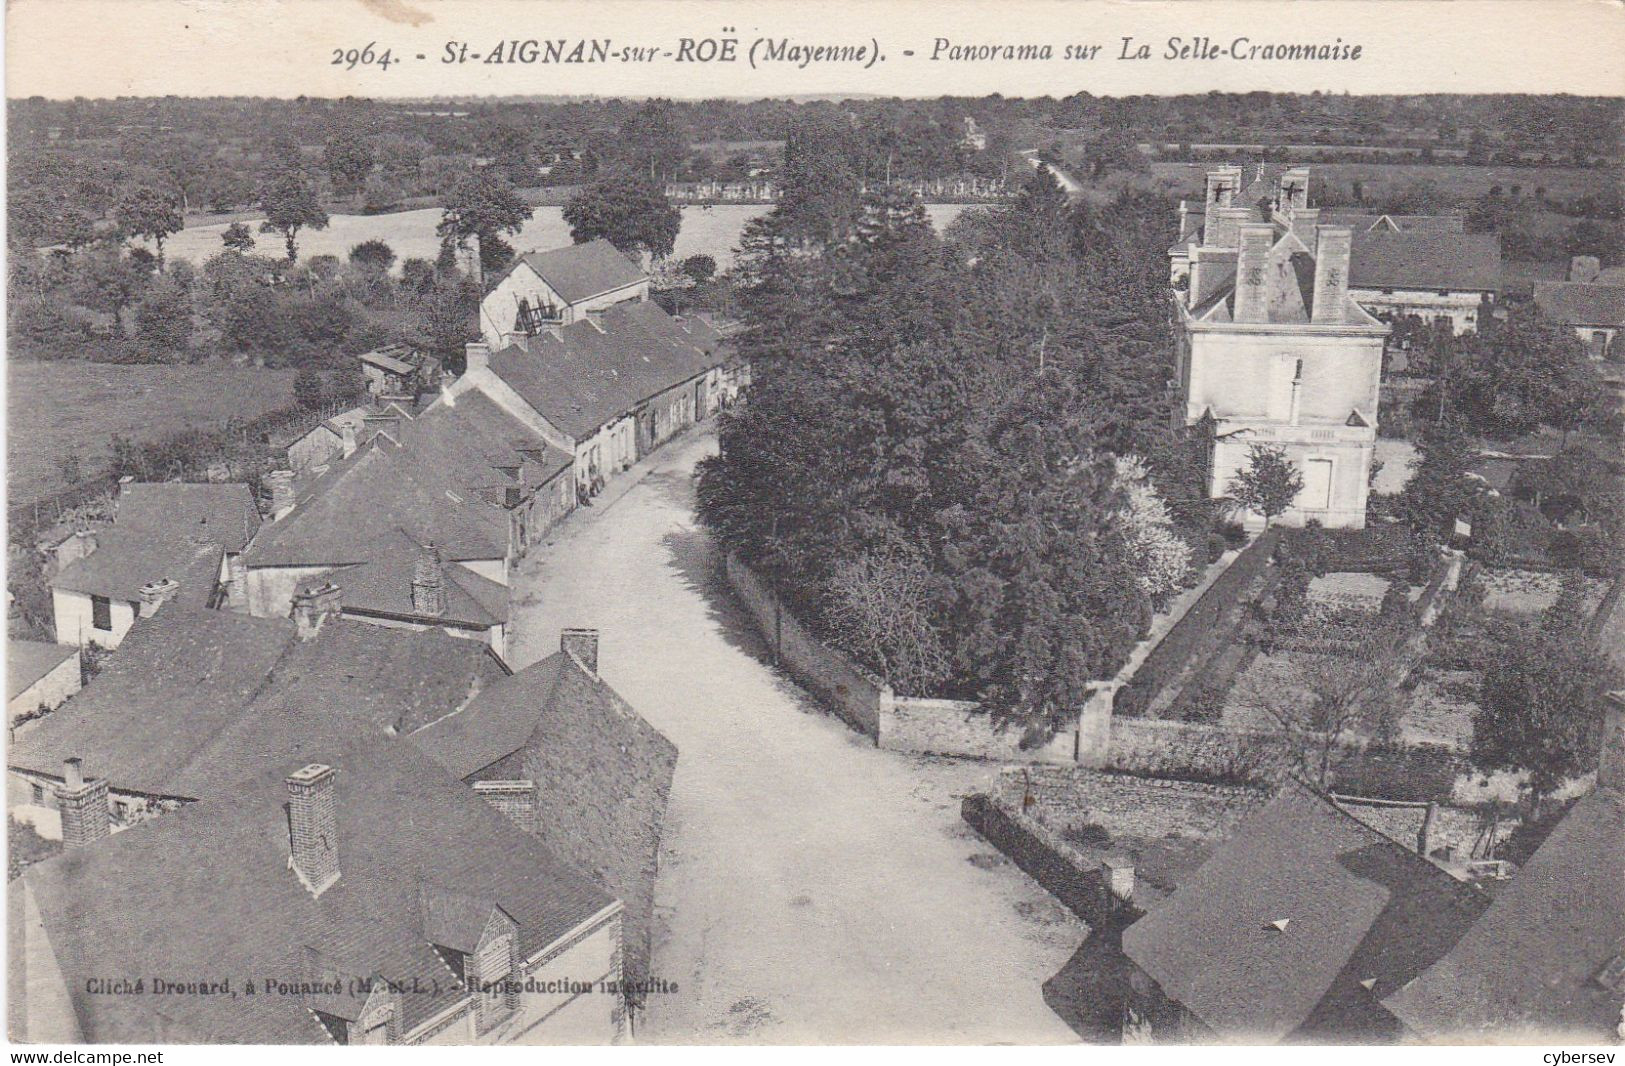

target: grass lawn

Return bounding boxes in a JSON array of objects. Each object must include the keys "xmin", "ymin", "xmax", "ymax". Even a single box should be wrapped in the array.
[{"xmin": 6, "ymin": 360, "xmax": 296, "ymax": 508}]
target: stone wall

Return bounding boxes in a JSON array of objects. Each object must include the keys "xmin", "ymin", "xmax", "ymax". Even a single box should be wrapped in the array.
[
  {"xmin": 994, "ymin": 766, "xmax": 1265, "ymax": 848},
  {"xmin": 879, "ymin": 696, "xmax": 1078, "ymax": 763},
  {"xmin": 724, "ymin": 553, "xmax": 888, "ymax": 737}
]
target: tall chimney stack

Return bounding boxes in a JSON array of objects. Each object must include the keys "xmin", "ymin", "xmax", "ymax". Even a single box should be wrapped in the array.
[
  {"xmin": 1600, "ymin": 691, "xmax": 1625, "ymax": 792},
  {"xmin": 1102, "ymin": 854, "xmax": 1136, "ymax": 913},
  {"xmin": 1417, "ymin": 801, "xmax": 1441, "ymax": 859},
  {"xmin": 1311, "ymin": 225, "xmax": 1354, "ymax": 324},
  {"xmin": 411, "ymin": 543, "xmax": 446, "ymax": 618},
  {"xmin": 561, "ymin": 628, "xmax": 600, "ymax": 677},
  {"xmin": 287, "ymin": 764, "xmax": 339, "ymax": 896},
  {"xmin": 1204, "ymin": 205, "xmax": 1253, "ymax": 250},
  {"xmin": 340, "ymin": 422, "xmax": 358, "ymax": 459},
  {"xmin": 1233, "ymin": 223, "xmax": 1274, "ymax": 324},
  {"xmin": 464, "ymin": 341, "xmax": 490, "ymax": 377},
  {"xmin": 56, "ymin": 757, "xmax": 111, "ymax": 848}
]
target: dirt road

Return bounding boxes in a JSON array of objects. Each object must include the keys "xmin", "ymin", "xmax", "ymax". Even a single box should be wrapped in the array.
[{"xmin": 508, "ymin": 429, "xmax": 1083, "ymax": 1044}]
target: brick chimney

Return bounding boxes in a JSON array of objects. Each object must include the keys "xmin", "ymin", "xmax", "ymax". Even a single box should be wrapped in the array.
[
  {"xmin": 464, "ymin": 341, "xmax": 490, "ymax": 376},
  {"xmin": 1277, "ymin": 167, "xmax": 1311, "ymax": 212},
  {"xmin": 1203, "ymin": 164, "xmax": 1242, "ymax": 210},
  {"xmin": 291, "ymin": 581, "xmax": 342, "ymax": 640},
  {"xmin": 340, "ymin": 422, "xmax": 358, "ymax": 459},
  {"xmin": 560, "ymin": 627, "xmax": 599, "ymax": 677},
  {"xmin": 411, "ymin": 543, "xmax": 446, "ymax": 618},
  {"xmin": 286, "ymin": 764, "xmax": 339, "ymax": 896},
  {"xmin": 56, "ymin": 757, "xmax": 110, "ymax": 848},
  {"xmin": 1311, "ymin": 225, "xmax": 1354, "ymax": 323},
  {"xmin": 267, "ymin": 470, "xmax": 296, "ymax": 521},
  {"xmin": 138, "ymin": 578, "xmax": 180, "ymax": 618},
  {"xmin": 1600, "ymin": 691, "xmax": 1625, "ymax": 792},
  {"xmin": 1233, "ymin": 223, "xmax": 1275, "ymax": 324}
]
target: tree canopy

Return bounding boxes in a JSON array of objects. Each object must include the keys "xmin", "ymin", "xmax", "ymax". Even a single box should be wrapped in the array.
[{"xmin": 562, "ymin": 175, "xmax": 681, "ymax": 260}]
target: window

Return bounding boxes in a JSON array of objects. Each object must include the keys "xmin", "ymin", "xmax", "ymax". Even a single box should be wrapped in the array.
[
  {"xmin": 30, "ymin": 782, "xmax": 44, "ymax": 805},
  {"xmin": 91, "ymin": 595, "xmax": 112, "ymax": 631}
]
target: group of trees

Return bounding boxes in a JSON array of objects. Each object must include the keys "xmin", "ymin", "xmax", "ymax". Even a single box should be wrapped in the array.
[{"xmin": 699, "ymin": 141, "xmax": 1208, "ymax": 739}]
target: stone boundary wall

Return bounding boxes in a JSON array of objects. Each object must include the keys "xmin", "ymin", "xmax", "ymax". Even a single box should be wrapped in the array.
[
  {"xmin": 879, "ymin": 696, "xmax": 1078, "ymax": 763},
  {"xmin": 993, "ymin": 766, "xmax": 1266, "ymax": 847},
  {"xmin": 961, "ymin": 793, "xmax": 1109, "ymax": 925},
  {"xmin": 724, "ymin": 553, "xmax": 888, "ymax": 737}
]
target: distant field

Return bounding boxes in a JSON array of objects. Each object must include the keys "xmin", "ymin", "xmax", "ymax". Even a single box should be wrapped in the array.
[
  {"xmin": 6, "ymin": 361, "xmax": 296, "ymax": 508},
  {"xmin": 152, "ymin": 203, "xmax": 973, "ymax": 273},
  {"xmin": 1150, "ymin": 161, "xmax": 1610, "ymax": 204}
]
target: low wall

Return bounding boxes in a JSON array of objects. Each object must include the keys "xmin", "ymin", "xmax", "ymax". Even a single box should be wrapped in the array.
[
  {"xmin": 962, "ymin": 793, "xmax": 1109, "ymax": 925},
  {"xmin": 880, "ymin": 696, "xmax": 1078, "ymax": 763},
  {"xmin": 724, "ymin": 553, "xmax": 887, "ymax": 737},
  {"xmin": 993, "ymin": 766, "xmax": 1264, "ymax": 849}
]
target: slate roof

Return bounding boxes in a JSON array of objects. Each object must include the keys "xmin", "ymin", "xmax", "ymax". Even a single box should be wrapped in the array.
[
  {"xmin": 244, "ymin": 436, "xmax": 509, "ymax": 567},
  {"xmin": 115, "ymin": 482, "xmax": 260, "ymax": 553},
  {"xmin": 6, "ymin": 641, "xmax": 77, "ymax": 702},
  {"xmin": 1533, "ymin": 281, "xmax": 1625, "ymax": 328},
  {"xmin": 1349, "ymin": 231, "xmax": 1503, "ymax": 293},
  {"xmin": 1383, "ymin": 787, "xmax": 1625, "ymax": 1042},
  {"xmin": 8, "ymin": 606, "xmax": 502, "ymax": 799},
  {"xmin": 18, "ymin": 736, "xmax": 613, "ymax": 1043},
  {"xmin": 489, "ymin": 300, "xmax": 726, "ymax": 441},
  {"xmin": 1318, "ymin": 211, "xmax": 1466, "ymax": 235},
  {"xmin": 331, "ymin": 539, "xmax": 509, "ymax": 630},
  {"xmin": 49, "ymin": 530, "xmax": 224, "ymax": 608},
  {"xmin": 1120, "ymin": 781, "xmax": 1490, "ymax": 1042},
  {"xmin": 506, "ymin": 239, "xmax": 647, "ymax": 304}
]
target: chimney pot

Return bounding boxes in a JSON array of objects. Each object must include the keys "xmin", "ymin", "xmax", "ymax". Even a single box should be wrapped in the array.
[
  {"xmin": 287, "ymin": 763, "xmax": 339, "ymax": 896},
  {"xmin": 138, "ymin": 577, "xmax": 181, "ymax": 617},
  {"xmin": 560, "ymin": 627, "xmax": 599, "ymax": 676}
]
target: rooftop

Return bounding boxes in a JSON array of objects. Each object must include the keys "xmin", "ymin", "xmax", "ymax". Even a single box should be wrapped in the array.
[
  {"xmin": 6, "ymin": 640, "xmax": 77, "ymax": 702},
  {"xmin": 1348, "ymin": 231, "xmax": 1504, "ymax": 293},
  {"xmin": 49, "ymin": 530, "xmax": 224, "ymax": 609},
  {"xmin": 1120, "ymin": 780, "xmax": 1490, "ymax": 1042},
  {"xmin": 17, "ymin": 736, "xmax": 613, "ymax": 1043},
  {"xmin": 504, "ymin": 238, "xmax": 647, "ymax": 304},
  {"xmin": 1382, "ymin": 787, "xmax": 1625, "ymax": 1042},
  {"xmin": 1533, "ymin": 281, "xmax": 1625, "ymax": 328},
  {"xmin": 114, "ymin": 482, "xmax": 260, "ymax": 553},
  {"xmin": 489, "ymin": 300, "xmax": 725, "ymax": 441},
  {"xmin": 8, "ymin": 606, "xmax": 504, "ymax": 799}
]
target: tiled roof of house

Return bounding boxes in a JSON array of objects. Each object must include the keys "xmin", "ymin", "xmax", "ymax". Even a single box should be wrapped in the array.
[
  {"xmin": 1189, "ymin": 230, "xmax": 1384, "ymax": 330},
  {"xmin": 331, "ymin": 538, "xmax": 510, "ymax": 630},
  {"xmin": 1533, "ymin": 281, "xmax": 1625, "ymax": 328},
  {"xmin": 358, "ymin": 343, "xmax": 421, "ymax": 375},
  {"xmin": 9, "ymin": 608, "xmax": 297, "ymax": 796},
  {"xmin": 1318, "ymin": 211, "xmax": 1466, "ymax": 235},
  {"xmin": 48, "ymin": 531, "xmax": 224, "ymax": 611},
  {"xmin": 408, "ymin": 647, "xmax": 677, "ymax": 989},
  {"xmin": 115, "ymin": 482, "xmax": 260, "ymax": 553},
  {"xmin": 6, "ymin": 640, "xmax": 77, "ymax": 702},
  {"xmin": 244, "ymin": 437, "xmax": 509, "ymax": 567},
  {"xmin": 489, "ymin": 300, "xmax": 725, "ymax": 441},
  {"xmin": 8, "ymin": 606, "xmax": 502, "ymax": 799},
  {"xmin": 1349, "ymin": 231, "xmax": 1503, "ymax": 293},
  {"xmin": 1382, "ymin": 787, "xmax": 1625, "ymax": 1042},
  {"xmin": 1120, "ymin": 781, "xmax": 1490, "ymax": 1042},
  {"xmin": 19, "ymin": 735, "xmax": 613, "ymax": 1043},
  {"xmin": 507, "ymin": 239, "xmax": 647, "ymax": 304}
]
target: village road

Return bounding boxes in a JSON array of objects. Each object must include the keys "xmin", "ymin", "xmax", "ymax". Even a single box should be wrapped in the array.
[{"xmin": 507, "ymin": 427, "xmax": 1083, "ymax": 1044}]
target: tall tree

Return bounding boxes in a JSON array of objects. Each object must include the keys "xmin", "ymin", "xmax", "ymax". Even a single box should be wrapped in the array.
[
  {"xmin": 323, "ymin": 133, "xmax": 376, "ymax": 197},
  {"xmin": 114, "ymin": 185, "xmax": 183, "ymax": 270},
  {"xmin": 561, "ymin": 175, "xmax": 681, "ymax": 261},
  {"xmin": 437, "ymin": 168, "xmax": 533, "ymax": 280},
  {"xmin": 257, "ymin": 165, "xmax": 328, "ymax": 263}
]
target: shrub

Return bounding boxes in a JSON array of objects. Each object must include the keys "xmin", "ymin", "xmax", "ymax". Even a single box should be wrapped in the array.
[
  {"xmin": 1205, "ymin": 532, "xmax": 1228, "ymax": 564},
  {"xmin": 1061, "ymin": 822, "xmax": 1112, "ymax": 848}
]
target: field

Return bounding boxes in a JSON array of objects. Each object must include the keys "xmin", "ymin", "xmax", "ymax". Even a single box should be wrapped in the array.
[
  {"xmin": 1149, "ymin": 160, "xmax": 1610, "ymax": 204},
  {"xmin": 152, "ymin": 204, "xmax": 974, "ymax": 274},
  {"xmin": 6, "ymin": 361, "xmax": 296, "ymax": 508}
]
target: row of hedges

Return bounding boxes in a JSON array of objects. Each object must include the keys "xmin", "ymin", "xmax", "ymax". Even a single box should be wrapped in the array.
[{"xmin": 1115, "ymin": 528, "xmax": 1280, "ymax": 718}]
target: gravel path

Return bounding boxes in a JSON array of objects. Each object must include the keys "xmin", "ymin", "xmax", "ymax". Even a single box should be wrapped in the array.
[{"xmin": 507, "ymin": 428, "xmax": 1083, "ymax": 1044}]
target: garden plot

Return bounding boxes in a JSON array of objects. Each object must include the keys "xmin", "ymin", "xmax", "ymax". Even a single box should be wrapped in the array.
[{"xmin": 1478, "ymin": 568, "xmax": 1610, "ymax": 615}]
